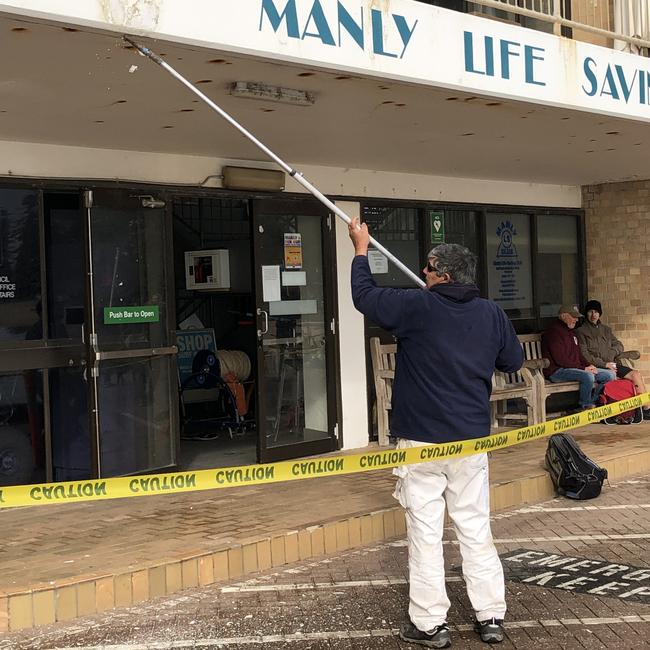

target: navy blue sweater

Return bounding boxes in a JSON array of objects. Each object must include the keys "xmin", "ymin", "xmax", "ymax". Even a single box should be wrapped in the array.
[{"xmin": 352, "ymin": 255, "xmax": 523, "ymax": 443}]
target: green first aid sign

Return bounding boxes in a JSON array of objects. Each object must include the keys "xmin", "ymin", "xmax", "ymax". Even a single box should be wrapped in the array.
[
  {"xmin": 430, "ymin": 211, "xmax": 445, "ymax": 244},
  {"xmin": 104, "ymin": 306, "xmax": 160, "ymax": 324}
]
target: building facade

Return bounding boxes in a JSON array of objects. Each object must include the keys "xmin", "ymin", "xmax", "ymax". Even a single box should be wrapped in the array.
[{"xmin": 0, "ymin": 0, "xmax": 647, "ymax": 487}]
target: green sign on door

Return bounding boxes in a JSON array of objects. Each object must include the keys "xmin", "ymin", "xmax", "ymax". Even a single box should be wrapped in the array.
[
  {"xmin": 430, "ymin": 211, "xmax": 445, "ymax": 244},
  {"xmin": 104, "ymin": 306, "xmax": 160, "ymax": 324}
]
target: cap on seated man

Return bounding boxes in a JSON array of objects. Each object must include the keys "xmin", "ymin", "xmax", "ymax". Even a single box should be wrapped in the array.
[{"xmin": 541, "ymin": 304, "xmax": 615, "ymax": 410}]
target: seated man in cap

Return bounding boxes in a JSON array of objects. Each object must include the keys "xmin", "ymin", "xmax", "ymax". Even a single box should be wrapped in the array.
[
  {"xmin": 576, "ymin": 300, "xmax": 650, "ymax": 419},
  {"xmin": 542, "ymin": 304, "xmax": 615, "ymax": 411}
]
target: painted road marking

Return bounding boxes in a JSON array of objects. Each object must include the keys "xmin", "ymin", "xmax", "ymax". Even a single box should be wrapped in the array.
[
  {"xmin": 221, "ymin": 576, "xmax": 462, "ymax": 592},
  {"xmin": 49, "ymin": 615, "xmax": 650, "ymax": 649},
  {"xmin": 488, "ymin": 533, "xmax": 650, "ymax": 543},
  {"xmin": 515, "ymin": 503, "xmax": 650, "ymax": 513},
  {"xmin": 380, "ymin": 533, "xmax": 650, "ymax": 548},
  {"xmin": 501, "ymin": 548, "xmax": 650, "ymax": 604}
]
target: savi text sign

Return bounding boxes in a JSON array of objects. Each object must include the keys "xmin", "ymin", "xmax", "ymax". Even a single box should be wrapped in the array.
[{"xmin": 2, "ymin": 0, "xmax": 650, "ymax": 122}]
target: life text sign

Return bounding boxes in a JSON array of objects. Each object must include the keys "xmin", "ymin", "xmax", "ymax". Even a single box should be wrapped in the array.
[{"xmin": 3, "ymin": 0, "xmax": 650, "ymax": 123}]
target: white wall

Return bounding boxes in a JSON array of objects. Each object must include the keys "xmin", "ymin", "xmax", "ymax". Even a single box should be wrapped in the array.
[
  {"xmin": 0, "ymin": 139, "xmax": 581, "ymax": 207},
  {"xmin": 334, "ymin": 201, "xmax": 368, "ymax": 451}
]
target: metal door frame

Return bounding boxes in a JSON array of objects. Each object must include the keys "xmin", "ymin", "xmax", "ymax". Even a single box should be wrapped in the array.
[
  {"xmin": 82, "ymin": 188, "xmax": 179, "ymax": 477},
  {"xmin": 252, "ymin": 197, "xmax": 339, "ymax": 464}
]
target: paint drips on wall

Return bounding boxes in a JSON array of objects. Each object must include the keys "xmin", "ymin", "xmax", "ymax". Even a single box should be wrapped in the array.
[{"xmin": 101, "ymin": 0, "xmax": 161, "ymax": 30}]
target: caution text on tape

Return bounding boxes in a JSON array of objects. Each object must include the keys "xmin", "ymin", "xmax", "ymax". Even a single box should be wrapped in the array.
[{"xmin": 1, "ymin": 393, "xmax": 647, "ymax": 509}]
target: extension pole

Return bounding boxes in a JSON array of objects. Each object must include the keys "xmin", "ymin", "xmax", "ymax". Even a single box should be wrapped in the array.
[{"xmin": 123, "ymin": 36, "xmax": 426, "ymax": 288}]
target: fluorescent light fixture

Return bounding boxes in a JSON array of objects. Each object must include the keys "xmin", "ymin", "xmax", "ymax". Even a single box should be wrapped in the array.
[
  {"xmin": 222, "ymin": 166, "xmax": 285, "ymax": 192},
  {"xmin": 230, "ymin": 81, "xmax": 315, "ymax": 106}
]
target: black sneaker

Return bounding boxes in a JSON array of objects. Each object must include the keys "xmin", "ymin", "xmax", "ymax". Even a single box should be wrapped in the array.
[
  {"xmin": 399, "ymin": 621, "xmax": 451, "ymax": 648},
  {"xmin": 474, "ymin": 618, "xmax": 504, "ymax": 643},
  {"xmin": 643, "ymin": 408, "xmax": 650, "ymax": 420}
]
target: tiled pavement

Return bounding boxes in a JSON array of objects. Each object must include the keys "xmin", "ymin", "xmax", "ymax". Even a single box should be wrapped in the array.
[
  {"xmin": 1, "ymin": 422, "xmax": 650, "ymax": 633},
  {"xmin": 3, "ymin": 472, "xmax": 650, "ymax": 649}
]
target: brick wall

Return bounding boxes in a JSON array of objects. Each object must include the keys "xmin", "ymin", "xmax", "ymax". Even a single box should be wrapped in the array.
[{"xmin": 582, "ymin": 181, "xmax": 650, "ymax": 380}]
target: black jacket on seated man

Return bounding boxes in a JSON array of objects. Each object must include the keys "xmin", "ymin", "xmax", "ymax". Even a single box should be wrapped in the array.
[{"xmin": 351, "ymin": 256, "xmax": 523, "ymax": 444}]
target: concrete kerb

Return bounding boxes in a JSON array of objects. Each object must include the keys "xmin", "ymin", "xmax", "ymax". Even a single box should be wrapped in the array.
[{"xmin": 4, "ymin": 445, "xmax": 650, "ymax": 633}]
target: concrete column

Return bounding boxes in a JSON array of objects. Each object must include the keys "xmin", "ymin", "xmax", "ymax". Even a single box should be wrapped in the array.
[{"xmin": 334, "ymin": 201, "xmax": 369, "ymax": 450}]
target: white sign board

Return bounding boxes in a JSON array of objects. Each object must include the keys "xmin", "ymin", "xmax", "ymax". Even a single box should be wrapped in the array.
[
  {"xmin": 262, "ymin": 265, "xmax": 281, "ymax": 302},
  {"xmin": 486, "ymin": 213, "xmax": 533, "ymax": 312},
  {"xmin": 368, "ymin": 250, "xmax": 389, "ymax": 274},
  {"xmin": 3, "ymin": 0, "xmax": 650, "ymax": 124}
]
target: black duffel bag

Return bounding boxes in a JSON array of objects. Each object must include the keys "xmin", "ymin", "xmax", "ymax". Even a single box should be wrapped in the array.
[{"xmin": 545, "ymin": 433, "xmax": 608, "ymax": 500}]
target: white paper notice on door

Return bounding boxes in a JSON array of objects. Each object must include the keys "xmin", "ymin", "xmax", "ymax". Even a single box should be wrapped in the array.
[
  {"xmin": 262, "ymin": 265, "xmax": 281, "ymax": 302},
  {"xmin": 368, "ymin": 250, "xmax": 388, "ymax": 274}
]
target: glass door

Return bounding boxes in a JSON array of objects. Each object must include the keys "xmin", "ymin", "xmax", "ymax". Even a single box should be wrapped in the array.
[
  {"xmin": 84, "ymin": 189, "xmax": 177, "ymax": 477},
  {"xmin": 253, "ymin": 199, "xmax": 338, "ymax": 463},
  {"xmin": 0, "ymin": 187, "xmax": 49, "ymax": 486}
]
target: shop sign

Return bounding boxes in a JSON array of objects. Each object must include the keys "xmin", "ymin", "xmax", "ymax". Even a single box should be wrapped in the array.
[
  {"xmin": 501, "ymin": 549, "xmax": 650, "ymax": 604},
  {"xmin": 284, "ymin": 233, "xmax": 303, "ymax": 269},
  {"xmin": 429, "ymin": 211, "xmax": 445, "ymax": 244},
  {"xmin": 104, "ymin": 305, "xmax": 159, "ymax": 324},
  {"xmin": 0, "ymin": 275, "xmax": 16, "ymax": 299},
  {"xmin": 175, "ymin": 328, "xmax": 216, "ymax": 385}
]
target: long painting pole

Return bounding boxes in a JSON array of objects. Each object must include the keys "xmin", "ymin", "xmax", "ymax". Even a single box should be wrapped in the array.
[{"xmin": 123, "ymin": 36, "xmax": 426, "ymax": 288}]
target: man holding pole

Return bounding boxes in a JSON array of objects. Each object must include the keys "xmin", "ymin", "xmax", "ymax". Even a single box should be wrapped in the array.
[{"xmin": 349, "ymin": 218, "xmax": 523, "ymax": 647}]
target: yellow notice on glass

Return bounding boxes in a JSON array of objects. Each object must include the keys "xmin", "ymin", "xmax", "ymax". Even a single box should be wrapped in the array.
[{"xmin": 284, "ymin": 233, "xmax": 303, "ymax": 269}]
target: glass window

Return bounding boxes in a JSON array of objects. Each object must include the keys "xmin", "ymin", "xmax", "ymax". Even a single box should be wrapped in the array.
[
  {"xmin": 362, "ymin": 206, "xmax": 420, "ymax": 287},
  {"xmin": 45, "ymin": 194, "xmax": 85, "ymax": 340},
  {"xmin": 427, "ymin": 208, "xmax": 480, "ymax": 255},
  {"xmin": 537, "ymin": 214, "xmax": 579, "ymax": 318},
  {"xmin": 0, "ymin": 370, "xmax": 46, "ymax": 486},
  {"xmin": 485, "ymin": 213, "xmax": 534, "ymax": 319},
  {"xmin": 91, "ymin": 203, "xmax": 168, "ymax": 351},
  {"xmin": 256, "ymin": 208, "xmax": 330, "ymax": 449},
  {"xmin": 50, "ymin": 367, "xmax": 90, "ymax": 481},
  {"xmin": 0, "ymin": 189, "xmax": 41, "ymax": 342},
  {"xmin": 98, "ymin": 357, "xmax": 173, "ymax": 476}
]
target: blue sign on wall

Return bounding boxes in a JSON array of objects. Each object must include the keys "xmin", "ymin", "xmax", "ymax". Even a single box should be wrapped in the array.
[{"xmin": 175, "ymin": 328, "xmax": 216, "ymax": 385}]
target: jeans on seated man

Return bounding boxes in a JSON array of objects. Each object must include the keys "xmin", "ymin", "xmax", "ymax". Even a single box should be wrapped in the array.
[{"xmin": 542, "ymin": 304, "xmax": 615, "ymax": 410}]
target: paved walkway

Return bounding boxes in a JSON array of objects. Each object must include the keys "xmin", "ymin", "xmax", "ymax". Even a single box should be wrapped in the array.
[
  {"xmin": 2, "ymin": 423, "xmax": 650, "ymax": 632},
  {"xmin": 4, "ymin": 472, "xmax": 650, "ymax": 649}
]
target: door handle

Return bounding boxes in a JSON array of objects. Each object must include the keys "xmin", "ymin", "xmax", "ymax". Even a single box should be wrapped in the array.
[{"xmin": 257, "ymin": 308, "xmax": 269, "ymax": 337}]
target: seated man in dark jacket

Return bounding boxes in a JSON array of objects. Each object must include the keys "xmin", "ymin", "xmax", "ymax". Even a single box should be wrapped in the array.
[
  {"xmin": 576, "ymin": 299, "xmax": 650, "ymax": 418},
  {"xmin": 542, "ymin": 304, "xmax": 615, "ymax": 410},
  {"xmin": 349, "ymin": 219, "xmax": 523, "ymax": 647}
]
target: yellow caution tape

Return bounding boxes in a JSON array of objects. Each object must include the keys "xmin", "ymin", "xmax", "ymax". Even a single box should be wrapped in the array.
[{"xmin": 1, "ymin": 393, "xmax": 647, "ymax": 509}]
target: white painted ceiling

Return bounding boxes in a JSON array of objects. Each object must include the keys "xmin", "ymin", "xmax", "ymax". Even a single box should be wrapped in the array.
[{"xmin": 0, "ymin": 13, "xmax": 648, "ymax": 186}]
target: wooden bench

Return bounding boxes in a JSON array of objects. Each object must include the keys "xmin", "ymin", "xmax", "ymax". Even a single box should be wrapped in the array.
[
  {"xmin": 370, "ymin": 332, "xmax": 641, "ymax": 445},
  {"xmin": 520, "ymin": 333, "xmax": 640, "ymax": 421},
  {"xmin": 369, "ymin": 336, "xmax": 547, "ymax": 446},
  {"xmin": 369, "ymin": 338, "xmax": 397, "ymax": 446},
  {"xmin": 518, "ymin": 333, "xmax": 580, "ymax": 423},
  {"xmin": 490, "ymin": 355, "xmax": 546, "ymax": 429}
]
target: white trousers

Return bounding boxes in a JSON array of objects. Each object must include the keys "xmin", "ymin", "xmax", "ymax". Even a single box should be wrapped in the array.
[{"xmin": 393, "ymin": 439, "xmax": 506, "ymax": 631}]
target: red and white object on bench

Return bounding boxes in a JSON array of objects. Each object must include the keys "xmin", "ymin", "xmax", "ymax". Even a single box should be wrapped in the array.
[{"xmin": 598, "ymin": 379, "xmax": 643, "ymax": 425}]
